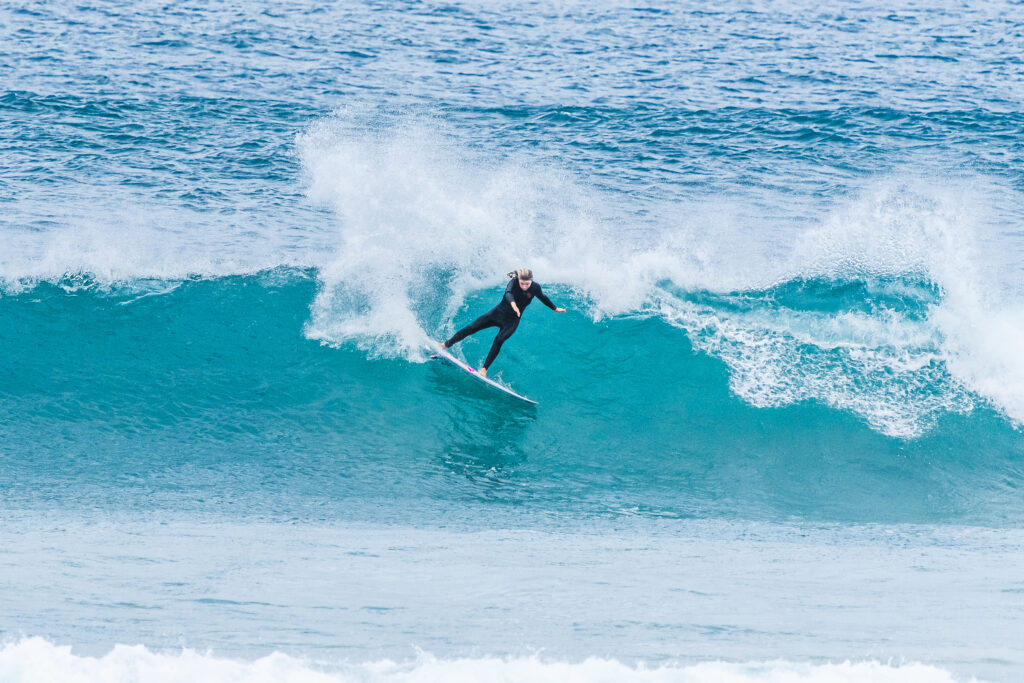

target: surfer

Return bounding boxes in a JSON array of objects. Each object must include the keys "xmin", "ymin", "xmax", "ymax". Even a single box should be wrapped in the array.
[{"xmin": 441, "ymin": 268, "xmax": 565, "ymax": 377}]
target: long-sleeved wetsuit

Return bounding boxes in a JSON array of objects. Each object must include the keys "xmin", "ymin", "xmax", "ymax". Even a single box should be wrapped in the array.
[{"xmin": 445, "ymin": 279, "xmax": 558, "ymax": 369}]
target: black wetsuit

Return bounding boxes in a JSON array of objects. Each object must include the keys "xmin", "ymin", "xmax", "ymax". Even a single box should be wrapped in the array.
[{"xmin": 445, "ymin": 279, "xmax": 558, "ymax": 369}]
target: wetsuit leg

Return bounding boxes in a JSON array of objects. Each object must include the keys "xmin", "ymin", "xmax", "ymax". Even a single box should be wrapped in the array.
[
  {"xmin": 482, "ymin": 318, "xmax": 519, "ymax": 369},
  {"xmin": 445, "ymin": 311, "xmax": 500, "ymax": 347}
]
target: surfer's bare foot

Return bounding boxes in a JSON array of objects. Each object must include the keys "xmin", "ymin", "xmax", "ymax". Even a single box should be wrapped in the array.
[{"xmin": 478, "ymin": 367, "xmax": 487, "ymax": 377}]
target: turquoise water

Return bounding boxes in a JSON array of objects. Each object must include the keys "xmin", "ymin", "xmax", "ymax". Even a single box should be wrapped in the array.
[
  {"xmin": 3, "ymin": 274, "xmax": 1023, "ymax": 525},
  {"xmin": 2, "ymin": 0, "xmax": 1024, "ymax": 680}
]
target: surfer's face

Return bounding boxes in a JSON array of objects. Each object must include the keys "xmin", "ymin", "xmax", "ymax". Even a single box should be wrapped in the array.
[{"xmin": 518, "ymin": 279, "xmax": 532, "ymax": 290}]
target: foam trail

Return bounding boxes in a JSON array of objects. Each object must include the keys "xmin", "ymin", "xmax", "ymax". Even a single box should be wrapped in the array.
[{"xmin": 0, "ymin": 638, "xmax": 971, "ymax": 683}]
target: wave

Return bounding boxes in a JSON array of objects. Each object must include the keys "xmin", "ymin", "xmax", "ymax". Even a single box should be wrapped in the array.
[
  {"xmin": 2, "ymin": 273, "xmax": 1023, "ymax": 524},
  {"xmin": 4, "ymin": 114, "xmax": 1024, "ymax": 441},
  {"xmin": 296, "ymin": 115, "xmax": 1023, "ymax": 437},
  {"xmin": 0, "ymin": 269, "xmax": 995, "ymax": 438},
  {"xmin": 0, "ymin": 638, "xmax": 971, "ymax": 683}
]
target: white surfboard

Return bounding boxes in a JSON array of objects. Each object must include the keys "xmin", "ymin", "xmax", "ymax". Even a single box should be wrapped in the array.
[{"xmin": 430, "ymin": 345, "xmax": 538, "ymax": 405}]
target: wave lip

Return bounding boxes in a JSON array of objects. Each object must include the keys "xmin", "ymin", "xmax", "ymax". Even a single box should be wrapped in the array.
[
  {"xmin": 657, "ymin": 277, "xmax": 976, "ymax": 438},
  {"xmin": 0, "ymin": 638, "xmax": 973, "ymax": 683}
]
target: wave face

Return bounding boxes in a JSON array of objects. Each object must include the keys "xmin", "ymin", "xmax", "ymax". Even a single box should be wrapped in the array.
[{"xmin": 2, "ymin": 271, "xmax": 1022, "ymax": 525}]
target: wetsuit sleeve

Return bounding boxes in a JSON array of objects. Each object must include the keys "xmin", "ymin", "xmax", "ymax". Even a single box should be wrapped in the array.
[
  {"xmin": 504, "ymin": 278, "xmax": 516, "ymax": 304},
  {"xmin": 532, "ymin": 283, "xmax": 558, "ymax": 310}
]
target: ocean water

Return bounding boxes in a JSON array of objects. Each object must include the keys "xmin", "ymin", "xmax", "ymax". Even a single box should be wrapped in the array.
[{"xmin": 2, "ymin": 0, "xmax": 1024, "ymax": 680}]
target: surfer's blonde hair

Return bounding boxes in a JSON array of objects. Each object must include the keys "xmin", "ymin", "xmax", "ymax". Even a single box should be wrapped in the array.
[{"xmin": 508, "ymin": 268, "xmax": 533, "ymax": 281}]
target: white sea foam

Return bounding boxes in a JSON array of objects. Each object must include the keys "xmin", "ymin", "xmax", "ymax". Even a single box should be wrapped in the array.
[
  {"xmin": 785, "ymin": 179, "xmax": 1023, "ymax": 432},
  {"xmin": 298, "ymin": 115, "xmax": 1024, "ymax": 435},
  {"xmin": 297, "ymin": 114, "xmax": 659, "ymax": 356},
  {"xmin": 296, "ymin": 115, "xmax": 802, "ymax": 355},
  {"xmin": 657, "ymin": 179, "xmax": 1024, "ymax": 436},
  {"xmin": 0, "ymin": 638, "xmax": 973, "ymax": 683},
  {"xmin": 660, "ymin": 298, "xmax": 971, "ymax": 437},
  {"xmin": 0, "ymin": 189, "xmax": 330, "ymax": 293}
]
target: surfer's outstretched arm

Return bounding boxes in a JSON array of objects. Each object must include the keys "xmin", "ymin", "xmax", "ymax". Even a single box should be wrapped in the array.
[{"xmin": 531, "ymin": 283, "xmax": 566, "ymax": 313}]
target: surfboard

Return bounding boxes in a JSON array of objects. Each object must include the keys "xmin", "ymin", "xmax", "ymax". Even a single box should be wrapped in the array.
[{"xmin": 430, "ymin": 344, "xmax": 538, "ymax": 405}]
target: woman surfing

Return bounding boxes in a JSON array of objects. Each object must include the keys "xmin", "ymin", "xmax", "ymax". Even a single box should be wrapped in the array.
[{"xmin": 440, "ymin": 268, "xmax": 565, "ymax": 377}]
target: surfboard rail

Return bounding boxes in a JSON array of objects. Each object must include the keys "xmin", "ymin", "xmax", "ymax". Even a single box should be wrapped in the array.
[{"xmin": 430, "ymin": 345, "xmax": 538, "ymax": 404}]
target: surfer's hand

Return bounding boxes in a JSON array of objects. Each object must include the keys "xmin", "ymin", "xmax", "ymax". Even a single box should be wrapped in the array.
[
  {"xmin": 554, "ymin": 307, "xmax": 566, "ymax": 313},
  {"xmin": 512, "ymin": 303, "xmax": 521, "ymax": 317}
]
